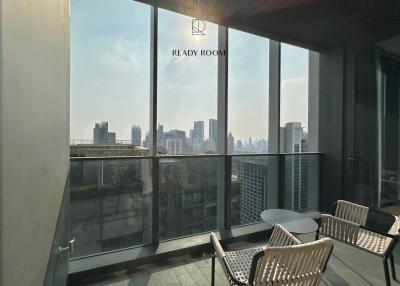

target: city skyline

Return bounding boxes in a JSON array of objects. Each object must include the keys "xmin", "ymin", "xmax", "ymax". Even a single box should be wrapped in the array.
[
  {"xmin": 70, "ymin": 0, "xmax": 309, "ymax": 142},
  {"xmin": 72, "ymin": 120, "xmax": 308, "ymax": 156}
]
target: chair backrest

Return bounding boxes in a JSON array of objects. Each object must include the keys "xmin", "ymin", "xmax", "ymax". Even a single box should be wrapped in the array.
[
  {"xmin": 249, "ymin": 238, "xmax": 333, "ymax": 286},
  {"xmin": 269, "ymin": 224, "xmax": 301, "ymax": 247},
  {"xmin": 366, "ymin": 209, "xmax": 398, "ymax": 234},
  {"xmin": 335, "ymin": 200, "xmax": 369, "ymax": 226}
]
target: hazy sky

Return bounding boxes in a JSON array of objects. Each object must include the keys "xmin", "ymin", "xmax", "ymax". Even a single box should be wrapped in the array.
[{"xmin": 70, "ymin": 0, "xmax": 309, "ymax": 141}]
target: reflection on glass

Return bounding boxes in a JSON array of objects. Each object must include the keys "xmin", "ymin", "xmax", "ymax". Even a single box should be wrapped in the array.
[
  {"xmin": 283, "ymin": 154, "xmax": 319, "ymax": 212},
  {"xmin": 228, "ymin": 29, "xmax": 269, "ymax": 154},
  {"xmin": 159, "ymin": 157, "xmax": 224, "ymax": 240},
  {"xmin": 157, "ymin": 9, "xmax": 218, "ymax": 155},
  {"xmin": 70, "ymin": 0, "xmax": 150, "ymax": 155},
  {"xmin": 379, "ymin": 54, "xmax": 400, "ymax": 211},
  {"xmin": 280, "ymin": 43, "xmax": 309, "ymax": 153},
  {"xmin": 70, "ymin": 159, "xmax": 152, "ymax": 258},
  {"xmin": 231, "ymin": 156, "xmax": 278, "ymax": 226}
]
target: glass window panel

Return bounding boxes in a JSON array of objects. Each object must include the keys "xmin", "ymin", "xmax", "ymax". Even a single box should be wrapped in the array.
[
  {"xmin": 159, "ymin": 157, "xmax": 224, "ymax": 240},
  {"xmin": 70, "ymin": 0, "xmax": 150, "ymax": 156},
  {"xmin": 70, "ymin": 158, "xmax": 152, "ymax": 258},
  {"xmin": 157, "ymin": 9, "xmax": 218, "ymax": 155},
  {"xmin": 231, "ymin": 156, "xmax": 278, "ymax": 226},
  {"xmin": 280, "ymin": 43, "xmax": 309, "ymax": 153},
  {"xmin": 283, "ymin": 154, "xmax": 319, "ymax": 212},
  {"xmin": 228, "ymin": 29, "xmax": 269, "ymax": 154}
]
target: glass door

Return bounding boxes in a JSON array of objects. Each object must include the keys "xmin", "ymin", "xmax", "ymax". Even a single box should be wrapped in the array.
[{"xmin": 379, "ymin": 53, "xmax": 400, "ymax": 213}]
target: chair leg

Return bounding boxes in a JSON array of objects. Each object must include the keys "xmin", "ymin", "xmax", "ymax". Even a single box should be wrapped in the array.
[
  {"xmin": 384, "ymin": 257, "xmax": 391, "ymax": 286},
  {"xmin": 390, "ymin": 253, "xmax": 397, "ymax": 281},
  {"xmin": 315, "ymin": 229, "xmax": 319, "ymax": 240},
  {"xmin": 211, "ymin": 253, "xmax": 216, "ymax": 286}
]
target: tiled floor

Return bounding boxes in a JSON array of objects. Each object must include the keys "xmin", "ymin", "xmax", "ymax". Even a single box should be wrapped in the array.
[{"xmin": 73, "ymin": 234, "xmax": 400, "ymax": 286}]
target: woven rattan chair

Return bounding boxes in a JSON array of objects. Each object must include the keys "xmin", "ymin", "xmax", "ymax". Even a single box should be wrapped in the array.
[
  {"xmin": 316, "ymin": 200, "xmax": 400, "ymax": 286},
  {"xmin": 210, "ymin": 224, "xmax": 333, "ymax": 286}
]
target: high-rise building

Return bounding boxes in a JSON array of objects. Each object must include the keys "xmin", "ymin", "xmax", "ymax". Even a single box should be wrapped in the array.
[
  {"xmin": 236, "ymin": 158, "xmax": 269, "ymax": 224},
  {"xmin": 166, "ymin": 138, "xmax": 184, "ymax": 155},
  {"xmin": 237, "ymin": 140, "xmax": 243, "ymax": 151},
  {"xmin": 165, "ymin": 129, "xmax": 186, "ymax": 154},
  {"xmin": 193, "ymin": 121, "xmax": 204, "ymax": 144},
  {"xmin": 143, "ymin": 132, "xmax": 150, "ymax": 148},
  {"xmin": 228, "ymin": 132, "xmax": 234, "ymax": 154},
  {"xmin": 157, "ymin": 124, "xmax": 165, "ymax": 147},
  {"xmin": 131, "ymin": 125, "xmax": 141, "ymax": 146},
  {"xmin": 189, "ymin": 129, "xmax": 194, "ymax": 141},
  {"xmin": 93, "ymin": 121, "xmax": 116, "ymax": 144},
  {"xmin": 256, "ymin": 139, "xmax": 267, "ymax": 152},
  {"xmin": 280, "ymin": 122, "xmax": 305, "ymax": 153},
  {"xmin": 280, "ymin": 122, "xmax": 311, "ymax": 212},
  {"xmin": 209, "ymin": 119, "xmax": 217, "ymax": 144}
]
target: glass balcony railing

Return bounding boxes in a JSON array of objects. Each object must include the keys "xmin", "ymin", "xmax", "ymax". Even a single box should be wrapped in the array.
[
  {"xmin": 283, "ymin": 154, "xmax": 320, "ymax": 212},
  {"xmin": 159, "ymin": 156, "xmax": 225, "ymax": 240},
  {"xmin": 231, "ymin": 156, "xmax": 279, "ymax": 227},
  {"xmin": 69, "ymin": 158, "xmax": 152, "ymax": 258},
  {"xmin": 69, "ymin": 153, "xmax": 321, "ymax": 259}
]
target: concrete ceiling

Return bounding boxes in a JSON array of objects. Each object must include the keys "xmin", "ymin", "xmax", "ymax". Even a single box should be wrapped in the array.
[{"xmin": 146, "ymin": 0, "xmax": 400, "ymax": 51}]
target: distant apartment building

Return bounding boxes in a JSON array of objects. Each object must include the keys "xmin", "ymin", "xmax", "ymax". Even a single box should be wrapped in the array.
[
  {"xmin": 131, "ymin": 125, "xmax": 142, "ymax": 146},
  {"xmin": 93, "ymin": 121, "xmax": 116, "ymax": 144}
]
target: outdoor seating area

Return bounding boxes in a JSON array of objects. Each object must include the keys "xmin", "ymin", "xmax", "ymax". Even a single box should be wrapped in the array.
[
  {"xmin": 72, "ymin": 225, "xmax": 400, "ymax": 286},
  {"xmin": 318, "ymin": 200, "xmax": 400, "ymax": 286},
  {"xmin": 211, "ymin": 224, "xmax": 332, "ymax": 286},
  {"xmin": 67, "ymin": 202, "xmax": 400, "ymax": 286}
]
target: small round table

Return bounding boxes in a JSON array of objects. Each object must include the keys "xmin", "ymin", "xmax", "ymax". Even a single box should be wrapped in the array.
[{"xmin": 260, "ymin": 209, "xmax": 318, "ymax": 234}]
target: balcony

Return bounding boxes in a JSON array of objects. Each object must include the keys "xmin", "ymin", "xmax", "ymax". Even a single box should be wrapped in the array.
[
  {"xmin": 71, "ymin": 231, "xmax": 399, "ymax": 286},
  {"xmin": 4, "ymin": 0, "xmax": 400, "ymax": 285},
  {"xmin": 69, "ymin": 153, "xmax": 321, "ymax": 271}
]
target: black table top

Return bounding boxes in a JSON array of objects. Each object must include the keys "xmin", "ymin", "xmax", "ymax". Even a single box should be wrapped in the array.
[{"xmin": 260, "ymin": 209, "xmax": 318, "ymax": 234}]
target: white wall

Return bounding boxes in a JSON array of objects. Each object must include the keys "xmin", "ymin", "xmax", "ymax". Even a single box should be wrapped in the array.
[{"xmin": 0, "ymin": 0, "xmax": 70, "ymax": 285}]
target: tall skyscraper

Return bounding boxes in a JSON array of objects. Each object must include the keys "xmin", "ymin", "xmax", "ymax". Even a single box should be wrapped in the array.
[
  {"xmin": 189, "ymin": 129, "xmax": 194, "ymax": 141},
  {"xmin": 280, "ymin": 122, "xmax": 311, "ymax": 212},
  {"xmin": 280, "ymin": 122, "xmax": 305, "ymax": 153},
  {"xmin": 131, "ymin": 125, "xmax": 141, "ymax": 146},
  {"xmin": 236, "ymin": 159, "xmax": 268, "ymax": 224},
  {"xmin": 228, "ymin": 132, "xmax": 235, "ymax": 154},
  {"xmin": 93, "ymin": 121, "xmax": 116, "ymax": 144},
  {"xmin": 157, "ymin": 124, "xmax": 165, "ymax": 146},
  {"xmin": 209, "ymin": 119, "xmax": 217, "ymax": 144},
  {"xmin": 193, "ymin": 121, "xmax": 204, "ymax": 144}
]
